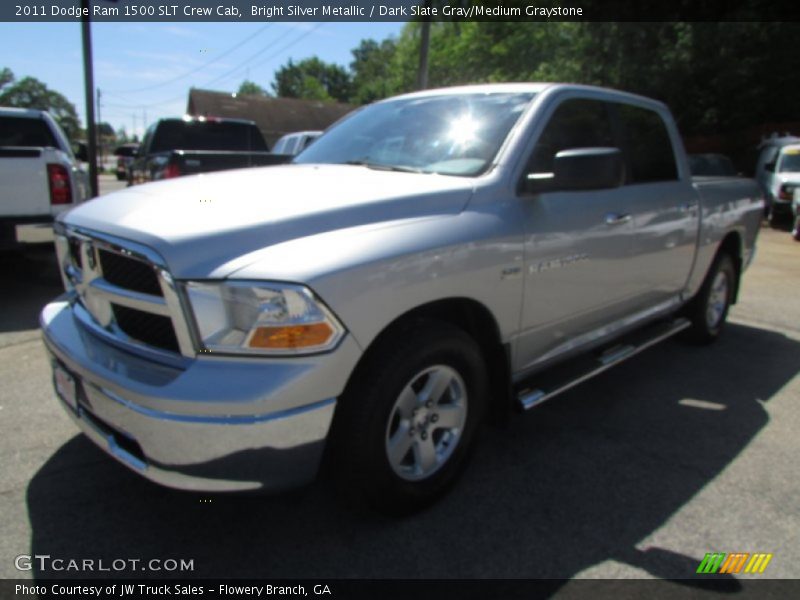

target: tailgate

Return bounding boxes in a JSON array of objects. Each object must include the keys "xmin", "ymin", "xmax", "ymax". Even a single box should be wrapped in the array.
[{"xmin": 0, "ymin": 147, "xmax": 52, "ymax": 216}]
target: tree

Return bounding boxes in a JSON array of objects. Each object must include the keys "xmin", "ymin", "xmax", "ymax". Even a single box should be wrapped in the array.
[
  {"xmin": 271, "ymin": 58, "xmax": 353, "ymax": 103},
  {"xmin": 349, "ymin": 38, "xmax": 398, "ymax": 104},
  {"xmin": 376, "ymin": 21, "xmax": 800, "ymax": 137},
  {"xmin": 0, "ymin": 68, "xmax": 81, "ymax": 141},
  {"xmin": 0, "ymin": 67, "xmax": 13, "ymax": 89},
  {"xmin": 97, "ymin": 122, "xmax": 115, "ymax": 138},
  {"xmin": 237, "ymin": 80, "xmax": 269, "ymax": 96}
]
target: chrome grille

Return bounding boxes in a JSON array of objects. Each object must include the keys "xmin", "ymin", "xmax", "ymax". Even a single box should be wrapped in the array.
[
  {"xmin": 98, "ymin": 249, "xmax": 162, "ymax": 296},
  {"xmin": 112, "ymin": 304, "xmax": 180, "ymax": 353},
  {"xmin": 54, "ymin": 228, "xmax": 194, "ymax": 359}
]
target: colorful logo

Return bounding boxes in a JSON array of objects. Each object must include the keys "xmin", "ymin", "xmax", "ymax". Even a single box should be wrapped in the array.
[{"xmin": 696, "ymin": 552, "xmax": 773, "ymax": 574}]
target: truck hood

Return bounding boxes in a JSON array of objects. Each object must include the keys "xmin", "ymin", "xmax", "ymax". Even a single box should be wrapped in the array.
[{"xmin": 62, "ymin": 164, "xmax": 476, "ymax": 278}]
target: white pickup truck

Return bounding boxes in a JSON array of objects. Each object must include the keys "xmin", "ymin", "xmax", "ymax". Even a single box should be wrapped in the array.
[
  {"xmin": 41, "ymin": 84, "xmax": 763, "ymax": 513},
  {"xmin": 0, "ymin": 107, "xmax": 88, "ymax": 250}
]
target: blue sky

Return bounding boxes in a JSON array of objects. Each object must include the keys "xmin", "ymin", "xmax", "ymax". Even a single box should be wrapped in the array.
[{"xmin": 0, "ymin": 21, "xmax": 405, "ymax": 138}]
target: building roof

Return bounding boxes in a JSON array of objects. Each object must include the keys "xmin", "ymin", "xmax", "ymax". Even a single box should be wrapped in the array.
[{"xmin": 186, "ymin": 89, "xmax": 355, "ymax": 147}]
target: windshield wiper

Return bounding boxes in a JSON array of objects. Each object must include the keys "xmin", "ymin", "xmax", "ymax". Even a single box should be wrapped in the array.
[{"xmin": 343, "ymin": 160, "xmax": 428, "ymax": 174}]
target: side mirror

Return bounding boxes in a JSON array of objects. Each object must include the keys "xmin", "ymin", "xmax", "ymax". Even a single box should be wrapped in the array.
[
  {"xmin": 75, "ymin": 143, "xmax": 88, "ymax": 162},
  {"xmin": 524, "ymin": 147, "xmax": 625, "ymax": 193}
]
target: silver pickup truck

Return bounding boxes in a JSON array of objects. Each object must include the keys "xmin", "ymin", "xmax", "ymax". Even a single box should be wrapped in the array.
[{"xmin": 41, "ymin": 84, "xmax": 762, "ymax": 512}]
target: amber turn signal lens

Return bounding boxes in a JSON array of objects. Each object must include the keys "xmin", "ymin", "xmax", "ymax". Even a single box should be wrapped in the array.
[{"xmin": 248, "ymin": 323, "xmax": 334, "ymax": 349}]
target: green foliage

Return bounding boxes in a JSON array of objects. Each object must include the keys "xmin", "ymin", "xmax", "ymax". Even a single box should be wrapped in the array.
[
  {"xmin": 404, "ymin": 22, "xmax": 800, "ymax": 136},
  {"xmin": 349, "ymin": 38, "xmax": 399, "ymax": 104},
  {"xmin": 0, "ymin": 67, "xmax": 13, "ymax": 89},
  {"xmin": 237, "ymin": 80, "xmax": 270, "ymax": 96},
  {"xmin": 271, "ymin": 58, "xmax": 352, "ymax": 103},
  {"xmin": 270, "ymin": 22, "xmax": 800, "ymax": 137},
  {"xmin": 97, "ymin": 121, "xmax": 115, "ymax": 138},
  {"xmin": 0, "ymin": 68, "xmax": 81, "ymax": 141}
]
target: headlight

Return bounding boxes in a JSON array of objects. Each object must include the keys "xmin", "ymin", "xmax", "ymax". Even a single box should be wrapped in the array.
[{"xmin": 185, "ymin": 281, "xmax": 345, "ymax": 356}]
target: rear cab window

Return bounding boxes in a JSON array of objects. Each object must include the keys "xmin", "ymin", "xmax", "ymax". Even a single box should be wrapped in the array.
[
  {"xmin": 0, "ymin": 116, "xmax": 58, "ymax": 148},
  {"xmin": 151, "ymin": 120, "xmax": 268, "ymax": 153}
]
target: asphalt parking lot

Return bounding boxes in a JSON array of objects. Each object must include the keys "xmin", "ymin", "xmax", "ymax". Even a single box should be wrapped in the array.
[{"xmin": 0, "ymin": 195, "xmax": 798, "ymax": 592}]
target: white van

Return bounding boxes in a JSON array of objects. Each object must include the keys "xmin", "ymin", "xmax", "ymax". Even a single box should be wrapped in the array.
[{"xmin": 755, "ymin": 136, "xmax": 800, "ymax": 225}]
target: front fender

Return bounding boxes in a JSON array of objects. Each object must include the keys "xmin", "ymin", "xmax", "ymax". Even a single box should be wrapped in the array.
[{"xmin": 228, "ymin": 210, "xmax": 525, "ymax": 351}]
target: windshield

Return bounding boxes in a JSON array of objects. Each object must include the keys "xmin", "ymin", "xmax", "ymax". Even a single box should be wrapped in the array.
[
  {"xmin": 294, "ymin": 92, "xmax": 535, "ymax": 177},
  {"xmin": 778, "ymin": 150, "xmax": 800, "ymax": 173}
]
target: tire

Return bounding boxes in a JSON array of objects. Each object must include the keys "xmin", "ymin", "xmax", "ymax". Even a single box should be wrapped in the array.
[
  {"xmin": 792, "ymin": 214, "xmax": 800, "ymax": 241},
  {"xmin": 330, "ymin": 320, "xmax": 487, "ymax": 514},
  {"xmin": 682, "ymin": 253, "xmax": 736, "ymax": 345},
  {"xmin": 115, "ymin": 173, "xmax": 126, "ymax": 181},
  {"xmin": 768, "ymin": 202, "xmax": 789, "ymax": 229},
  {"xmin": 767, "ymin": 203, "xmax": 779, "ymax": 228}
]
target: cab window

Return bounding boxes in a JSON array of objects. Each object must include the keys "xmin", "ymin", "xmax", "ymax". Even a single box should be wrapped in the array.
[
  {"xmin": 527, "ymin": 99, "xmax": 615, "ymax": 174},
  {"xmin": 617, "ymin": 104, "xmax": 678, "ymax": 183}
]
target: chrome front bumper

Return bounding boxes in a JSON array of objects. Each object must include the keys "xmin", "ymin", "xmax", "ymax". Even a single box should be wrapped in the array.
[{"xmin": 41, "ymin": 298, "xmax": 361, "ymax": 492}]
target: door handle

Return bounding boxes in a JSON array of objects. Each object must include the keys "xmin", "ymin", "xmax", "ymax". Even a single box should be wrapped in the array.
[{"xmin": 605, "ymin": 212, "xmax": 632, "ymax": 226}]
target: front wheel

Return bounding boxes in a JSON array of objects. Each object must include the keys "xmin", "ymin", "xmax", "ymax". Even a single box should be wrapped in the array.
[
  {"xmin": 682, "ymin": 254, "xmax": 736, "ymax": 345},
  {"xmin": 330, "ymin": 321, "xmax": 487, "ymax": 514}
]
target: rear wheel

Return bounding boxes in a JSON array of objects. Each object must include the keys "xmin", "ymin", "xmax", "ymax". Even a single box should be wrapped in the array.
[
  {"xmin": 682, "ymin": 254, "xmax": 736, "ymax": 345},
  {"xmin": 767, "ymin": 200, "xmax": 781, "ymax": 228},
  {"xmin": 330, "ymin": 321, "xmax": 487, "ymax": 514}
]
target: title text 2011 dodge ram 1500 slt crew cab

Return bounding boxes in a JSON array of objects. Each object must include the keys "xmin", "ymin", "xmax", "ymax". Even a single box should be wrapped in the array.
[{"xmin": 41, "ymin": 84, "xmax": 762, "ymax": 512}]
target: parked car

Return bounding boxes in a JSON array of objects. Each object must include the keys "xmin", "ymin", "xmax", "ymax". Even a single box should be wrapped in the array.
[
  {"xmin": 128, "ymin": 116, "xmax": 289, "ymax": 185},
  {"xmin": 755, "ymin": 136, "xmax": 800, "ymax": 225},
  {"xmin": 272, "ymin": 130, "xmax": 322, "ymax": 156},
  {"xmin": 41, "ymin": 84, "xmax": 762, "ymax": 513},
  {"xmin": 113, "ymin": 143, "xmax": 139, "ymax": 181},
  {"xmin": 0, "ymin": 107, "xmax": 88, "ymax": 250},
  {"xmin": 688, "ymin": 153, "xmax": 738, "ymax": 177}
]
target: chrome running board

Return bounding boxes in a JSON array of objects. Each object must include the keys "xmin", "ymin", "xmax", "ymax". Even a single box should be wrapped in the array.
[{"xmin": 517, "ymin": 317, "xmax": 691, "ymax": 411}]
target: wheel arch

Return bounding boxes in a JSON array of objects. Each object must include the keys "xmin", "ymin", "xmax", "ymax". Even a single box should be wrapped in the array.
[{"xmin": 341, "ymin": 297, "xmax": 512, "ymax": 423}]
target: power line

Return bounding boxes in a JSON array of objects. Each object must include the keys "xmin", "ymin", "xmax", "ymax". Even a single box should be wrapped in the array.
[
  {"xmin": 200, "ymin": 26, "xmax": 298, "ymax": 88},
  {"xmin": 106, "ymin": 24, "xmax": 272, "ymax": 94},
  {"xmin": 114, "ymin": 24, "xmax": 328, "ymax": 110}
]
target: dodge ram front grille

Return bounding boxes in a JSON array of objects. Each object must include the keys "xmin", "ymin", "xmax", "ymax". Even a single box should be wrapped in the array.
[
  {"xmin": 112, "ymin": 304, "xmax": 180, "ymax": 353},
  {"xmin": 98, "ymin": 248, "xmax": 163, "ymax": 296},
  {"xmin": 54, "ymin": 229, "xmax": 194, "ymax": 359}
]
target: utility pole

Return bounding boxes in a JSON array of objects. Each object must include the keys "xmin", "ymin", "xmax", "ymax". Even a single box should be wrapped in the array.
[
  {"xmin": 96, "ymin": 88, "xmax": 103, "ymax": 170},
  {"xmin": 416, "ymin": 0, "xmax": 431, "ymax": 90},
  {"xmin": 132, "ymin": 113, "xmax": 137, "ymax": 141},
  {"xmin": 80, "ymin": 0, "xmax": 98, "ymax": 197}
]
